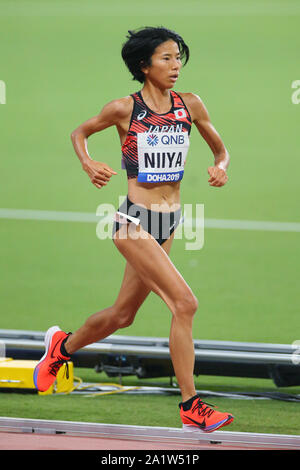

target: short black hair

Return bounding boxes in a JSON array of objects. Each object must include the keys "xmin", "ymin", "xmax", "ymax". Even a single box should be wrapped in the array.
[{"xmin": 121, "ymin": 26, "xmax": 190, "ymax": 83}]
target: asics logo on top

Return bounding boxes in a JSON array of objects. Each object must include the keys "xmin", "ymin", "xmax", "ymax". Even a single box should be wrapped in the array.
[
  {"xmin": 146, "ymin": 134, "xmax": 159, "ymax": 147},
  {"xmin": 137, "ymin": 110, "xmax": 147, "ymax": 120}
]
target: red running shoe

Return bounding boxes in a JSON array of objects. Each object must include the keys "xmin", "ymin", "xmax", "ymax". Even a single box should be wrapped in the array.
[
  {"xmin": 179, "ymin": 395, "xmax": 234, "ymax": 433},
  {"xmin": 33, "ymin": 326, "xmax": 71, "ymax": 392}
]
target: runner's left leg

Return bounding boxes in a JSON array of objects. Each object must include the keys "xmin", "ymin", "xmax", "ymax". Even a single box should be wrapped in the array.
[{"xmin": 113, "ymin": 224, "xmax": 198, "ymax": 402}]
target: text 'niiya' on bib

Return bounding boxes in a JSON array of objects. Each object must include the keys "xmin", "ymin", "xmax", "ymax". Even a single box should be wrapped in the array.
[{"xmin": 137, "ymin": 132, "xmax": 190, "ymax": 183}]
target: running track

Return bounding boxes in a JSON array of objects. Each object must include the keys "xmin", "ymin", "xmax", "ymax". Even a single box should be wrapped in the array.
[{"xmin": 1, "ymin": 418, "xmax": 299, "ymax": 451}]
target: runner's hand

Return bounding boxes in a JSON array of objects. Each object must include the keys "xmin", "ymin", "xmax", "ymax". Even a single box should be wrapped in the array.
[
  {"xmin": 83, "ymin": 160, "xmax": 117, "ymax": 189},
  {"xmin": 207, "ymin": 166, "xmax": 228, "ymax": 187}
]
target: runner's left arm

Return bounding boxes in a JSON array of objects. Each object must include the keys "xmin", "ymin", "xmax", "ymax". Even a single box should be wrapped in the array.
[{"xmin": 184, "ymin": 93, "xmax": 230, "ymax": 187}]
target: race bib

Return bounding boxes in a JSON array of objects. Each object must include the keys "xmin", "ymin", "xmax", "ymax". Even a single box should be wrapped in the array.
[{"xmin": 137, "ymin": 132, "xmax": 189, "ymax": 183}]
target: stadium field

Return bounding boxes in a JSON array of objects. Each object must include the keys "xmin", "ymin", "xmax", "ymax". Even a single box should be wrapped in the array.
[{"xmin": 0, "ymin": 0, "xmax": 299, "ymax": 435}]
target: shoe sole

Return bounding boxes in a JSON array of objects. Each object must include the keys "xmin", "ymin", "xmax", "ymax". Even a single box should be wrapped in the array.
[
  {"xmin": 182, "ymin": 415, "xmax": 234, "ymax": 433},
  {"xmin": 33, "ymin": 325, "xmax": 61, "ymax": 391}
]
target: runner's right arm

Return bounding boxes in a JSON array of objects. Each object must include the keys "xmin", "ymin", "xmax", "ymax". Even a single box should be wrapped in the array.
[{"xmin": 70, "ymin": 97, "xmax": 131, "ymax": 189}]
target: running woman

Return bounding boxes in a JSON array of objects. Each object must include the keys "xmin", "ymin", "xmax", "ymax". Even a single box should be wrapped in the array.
[{"xmin": 34, "ymin": 27, "xmax": 233, "ymax": 433}]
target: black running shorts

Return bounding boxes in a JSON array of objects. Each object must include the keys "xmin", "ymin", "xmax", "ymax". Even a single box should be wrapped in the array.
[{"xmin": 112, "ymin": 196, "xmax": 182, "ymax": 245}]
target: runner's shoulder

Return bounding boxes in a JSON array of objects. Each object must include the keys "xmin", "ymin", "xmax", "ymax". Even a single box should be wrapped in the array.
[
  {"xmin": 176, "ymin": 92, "xmax": 204, "ymax": 107},
  {"xmin": 176, "ymin": 92, "xmax": 206, "ymax": 121},
  {"xmin": 102, "ymin": 95, "xmax": 134, "ymax": 120}
]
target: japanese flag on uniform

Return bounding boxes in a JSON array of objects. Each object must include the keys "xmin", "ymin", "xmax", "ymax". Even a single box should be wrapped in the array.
[{"xmin": 174, "ymin": 108, "xmax": 187, "ymax": 120}]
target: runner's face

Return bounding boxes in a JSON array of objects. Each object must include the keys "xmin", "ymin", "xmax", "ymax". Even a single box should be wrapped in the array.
[{"xmin": 142, "ymin": 40, "xmax": 182, "ymax": 88}]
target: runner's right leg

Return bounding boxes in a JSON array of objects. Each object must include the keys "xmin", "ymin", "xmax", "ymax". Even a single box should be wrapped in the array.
[
  {"xmin": 58, "ymin": 234, "xmax": 174, "ymax": 354},
  {"xmin": 33, "ymin": 235, "xmax": 174, "ymax": 392},
  {"xmin": 64, "ymin": 262, "xmax": 151, "ymax": 353},
  {"xmin": 34, "ymin": 261, "xmax": 152, "ymax": 392},
  {"xmin": 33, "ymin": 236, "xmax": 173, "ymax": 392}
]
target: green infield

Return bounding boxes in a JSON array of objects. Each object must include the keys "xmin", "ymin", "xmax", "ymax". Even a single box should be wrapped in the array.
[{"xmin": 0, "ymin": 0, "xmax": 299, "ymax": 435}]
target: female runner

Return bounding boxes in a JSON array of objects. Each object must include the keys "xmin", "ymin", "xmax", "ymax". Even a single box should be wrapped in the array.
[{"xmin": 34, "ymin": 27, "xmax": 234, "ymax": 433}]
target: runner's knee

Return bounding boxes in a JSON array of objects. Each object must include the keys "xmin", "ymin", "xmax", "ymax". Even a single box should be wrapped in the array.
[
  {"xmin": 112, "ymin": 305, "xmax": 137, "ymax": 329},
  {"xmin": 173, "ymin": 294, "xmax": 198, "ymax": 318},
  {"xmin": 117, "ymin": 312, "xmax": 136, "ymax": 329}
]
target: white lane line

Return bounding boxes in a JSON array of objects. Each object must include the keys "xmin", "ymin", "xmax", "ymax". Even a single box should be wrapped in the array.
[
  {"xmin": 0, "ymin": 208, "xmax": 98, "ymax": 223},
  {"xmin": 203, "ymin": 218, "xmax": 300, "ymax": 232},
  {"xmin": 0, "ymin": 208, "xmax": 300, "ymax": 232}
]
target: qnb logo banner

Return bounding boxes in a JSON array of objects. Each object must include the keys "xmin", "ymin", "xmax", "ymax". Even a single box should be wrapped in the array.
[{"xmin": 137, "ymin": 132, "xmax": 190, "ymax": 183}]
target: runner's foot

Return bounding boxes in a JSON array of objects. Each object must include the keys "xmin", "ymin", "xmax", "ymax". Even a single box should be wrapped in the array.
[
  {"xmin": 33, "ymin": 326, "xmax": 71, "ymax": 392},
  {"xmin": 179, "ymin": 394, "xmax": 234, "ymax": 433}
]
